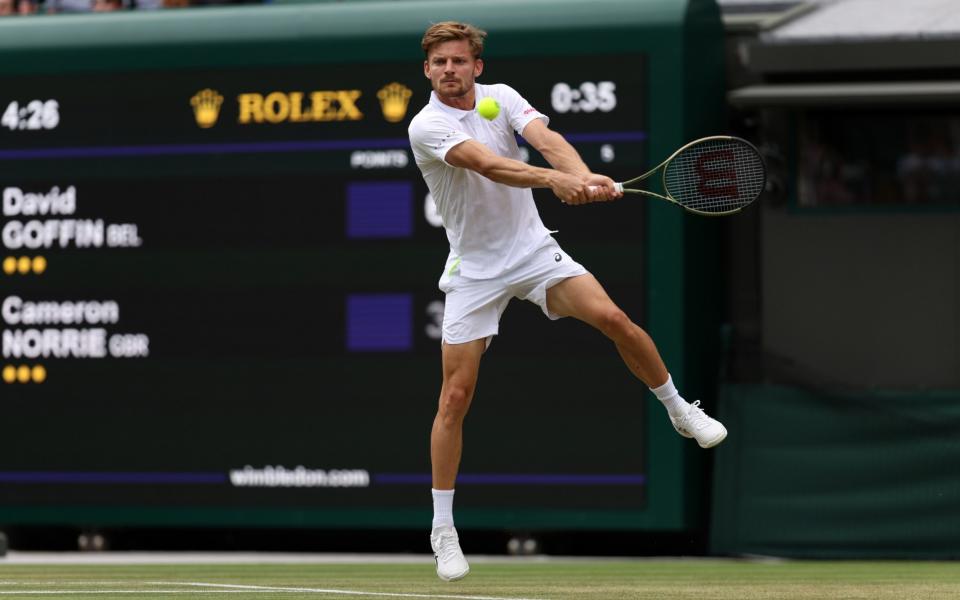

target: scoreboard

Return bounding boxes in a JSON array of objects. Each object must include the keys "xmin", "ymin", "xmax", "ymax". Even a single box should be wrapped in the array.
[{"xmin": 0, "ymin": 55, "xmax": 652, "ymax": 528}]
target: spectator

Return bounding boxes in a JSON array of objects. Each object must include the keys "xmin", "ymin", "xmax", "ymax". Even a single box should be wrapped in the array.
[
  {"xmin": 0, "ymin": 0, "xmax": 14, "ymax": 15},
  {"xmin": 133, "ymin": 0, "xmax": 189, "ymax": 9},
  {"xmin": 47, "ymin": 0, "xmax": 95, "ymax": 12}
]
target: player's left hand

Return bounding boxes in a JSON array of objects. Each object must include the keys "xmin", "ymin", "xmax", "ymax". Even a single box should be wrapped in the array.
[{"xmin": 584, "ymin": 174, "xmax": 622, "ymax": 202}]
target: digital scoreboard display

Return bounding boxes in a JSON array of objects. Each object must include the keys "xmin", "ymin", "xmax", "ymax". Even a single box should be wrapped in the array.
[{"xmin": 0, "ymin": 56, "xmax": 648, "ymax": 527}]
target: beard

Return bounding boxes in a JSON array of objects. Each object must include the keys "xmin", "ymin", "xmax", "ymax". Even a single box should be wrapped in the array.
[{"xmin": 435, "ymin": 79, "xmax": 472, "ymax": 99}]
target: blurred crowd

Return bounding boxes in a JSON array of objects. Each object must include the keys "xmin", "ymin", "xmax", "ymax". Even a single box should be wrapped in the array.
[{"xmin": 0, "ymin": 0, "xmax": 261, "ymax": 14}]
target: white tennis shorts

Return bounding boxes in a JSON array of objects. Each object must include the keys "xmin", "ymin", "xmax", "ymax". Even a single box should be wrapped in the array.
[{"xmin": 438, "ymin": 239, "xmax": 588, "ymax": 346}]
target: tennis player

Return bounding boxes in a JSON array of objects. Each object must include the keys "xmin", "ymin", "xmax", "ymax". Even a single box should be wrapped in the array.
[{"xmin": 408, "ymin": 21, "xmax": 727, "ymax": 582}]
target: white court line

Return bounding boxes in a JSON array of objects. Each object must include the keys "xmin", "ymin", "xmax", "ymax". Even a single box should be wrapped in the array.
[
  {"xmin": 152, "ymin": 581, "xmax": 550, "ymax": 600},
  {"xmin": 0, "ymin": 583, "xmax": 549, "ymax": 600},
  {"xmin": 1, "ymin": 553, "xmax": 440, "ymax": 565},
  {"xmin": 0, "ymin": 592, "xmax": 251, "ymax": 595},
  {"xmin": 0, "ymin": 582, "xmax": 157, "ymax": 586}
]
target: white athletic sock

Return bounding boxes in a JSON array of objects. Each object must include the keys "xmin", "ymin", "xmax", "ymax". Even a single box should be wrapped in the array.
[
  {"xmin": 650, "ymin": 374, "xmax": 689, "ymax": 418},
  {"xmin": 432, "ymin": 488, "xmax": 455, "ymax": 529}
]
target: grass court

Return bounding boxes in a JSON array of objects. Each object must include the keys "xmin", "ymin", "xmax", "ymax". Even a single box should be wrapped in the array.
[{"xmin": 1, "ymin": 559, "xmax": 958, "ymax": 599}]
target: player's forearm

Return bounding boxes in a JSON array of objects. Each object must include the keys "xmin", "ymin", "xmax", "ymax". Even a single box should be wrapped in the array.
[
  {"xmin": 536, "ymin": 130, "xmax": 591, "ymax": 177},
  {"xmin": 475, "ymin": 154, "xmax": 560, "ymax": 189}
]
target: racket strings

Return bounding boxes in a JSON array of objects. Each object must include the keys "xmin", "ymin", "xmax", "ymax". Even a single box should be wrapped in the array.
[{"xmin": 663, "ymin": 139, "xmax": 765, "ymax": 214}]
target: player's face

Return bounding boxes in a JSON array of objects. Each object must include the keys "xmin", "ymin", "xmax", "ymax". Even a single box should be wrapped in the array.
[{"xmin": 424, "ymin": 39, "xmax": 483, "ymax": 100}]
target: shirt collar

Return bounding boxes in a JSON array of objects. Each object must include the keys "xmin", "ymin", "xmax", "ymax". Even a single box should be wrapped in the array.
[{"xmin": 429, "ymin": 91, "xmax": 474, "ymax": 121}]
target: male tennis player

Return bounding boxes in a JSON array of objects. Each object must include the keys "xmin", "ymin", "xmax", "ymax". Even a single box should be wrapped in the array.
[{"xmin": 408, "ymin": 21, "xmax": 727, "ymax": 582}]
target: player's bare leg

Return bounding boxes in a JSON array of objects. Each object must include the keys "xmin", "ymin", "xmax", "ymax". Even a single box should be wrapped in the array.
[
  {"xmin": 546, "ymin": 273, "xmax": 727, "ymax": 448},
  {"xmin": 432, "ymin": 338, "xmax": 485, "ymax": 489},
  {"xmin": 429, "ymin": 338, "xmax": 484, "ymax": 582},
  {"xmin": 546, "ymin": 274, "xmax": 666, "ymax": 385}
]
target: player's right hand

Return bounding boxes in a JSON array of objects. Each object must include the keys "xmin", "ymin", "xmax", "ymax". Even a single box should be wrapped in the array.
[{"xmin": 584, "ymin": 174, "xmax": 622, "ymax": 202}]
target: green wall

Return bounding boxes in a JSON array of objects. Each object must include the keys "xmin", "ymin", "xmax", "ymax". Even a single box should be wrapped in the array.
[{"xmin": 712, "ymin": 384, "xmax": 960, "ymax": 557}]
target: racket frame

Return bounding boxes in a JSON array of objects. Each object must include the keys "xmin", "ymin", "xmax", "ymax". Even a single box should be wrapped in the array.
[{"xmin": 616, "ymin": 135, "xmax": 765, "ymax": 217}]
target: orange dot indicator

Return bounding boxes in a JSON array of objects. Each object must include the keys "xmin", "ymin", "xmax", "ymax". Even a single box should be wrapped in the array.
[
  {"xmin": 1, "ymin": 365, "xmax": 15, "ymax": 384},
  {"xmin": 31, "ymin": 365, "xmax": 47, "ymax": 383},
  {"xmin": 32, "ymin": 256, "xmax": 47, "ymax": 274},
  {"xmin": 2, "ymin": 257, "xmax": 16, "ymax": 275},
  {"xmin": 17, "ymin": 256, "xmax": 31, "ymax": 274},
  {"xmin": 16, "ymin": 365, "xmax": 30, "ymax": 383}
]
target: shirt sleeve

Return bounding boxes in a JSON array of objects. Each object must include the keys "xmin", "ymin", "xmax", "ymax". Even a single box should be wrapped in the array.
[
  {"xmin": 408, "ymin": 112, "xmax": 473, "ymax": 165},
  {"xmin": 497, "ymin": 83, "xmax": 549, "ymax": 136}
]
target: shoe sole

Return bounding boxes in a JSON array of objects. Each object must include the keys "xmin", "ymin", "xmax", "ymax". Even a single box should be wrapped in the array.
[
  {"xmin": 437, "ymin": 567, "xmax": 470, "ymax": 582},
  {"xmin": 698, "ymin": 427, "xmax": 728, "ymax": 449}
]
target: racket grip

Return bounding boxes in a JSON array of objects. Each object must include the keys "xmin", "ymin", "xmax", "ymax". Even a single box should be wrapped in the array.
[{"xmin": 587, "ymin": 183, "xmax": 624, "ymax": 193}]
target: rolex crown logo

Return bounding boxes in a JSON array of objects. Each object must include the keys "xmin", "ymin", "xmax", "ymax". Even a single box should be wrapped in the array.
[
  {"xmin": 191, "ymin": 88, "xmax": 224, "ymax": 129},
  {"xmin": 377, "ymin": 82, "xmax": 413, "ymax": 123}
]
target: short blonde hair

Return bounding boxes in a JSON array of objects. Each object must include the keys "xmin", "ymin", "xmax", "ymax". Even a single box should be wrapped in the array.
[{"xmin": 421, "ymin": 21, "xmax": 488, "ymax": 59}]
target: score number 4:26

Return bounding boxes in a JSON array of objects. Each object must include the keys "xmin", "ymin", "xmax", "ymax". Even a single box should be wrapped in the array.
[{"xmin": 2, "ymin": 100, "xmax": 60, "ymax": 131}]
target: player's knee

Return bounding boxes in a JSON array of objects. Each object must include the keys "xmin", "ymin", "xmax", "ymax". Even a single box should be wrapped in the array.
[
  {"xmin": 596, "ymin": 307, "xmax": 633, "ymax": 340},
  {"xmin": 438, "ymin": 385, "xmax": 472, "ymax": 424}
]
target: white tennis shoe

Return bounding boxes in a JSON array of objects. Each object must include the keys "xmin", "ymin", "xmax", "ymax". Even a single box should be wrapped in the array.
[
  {"xmin": 671, "ymin": 401, "xmax": 727, "ymax": 448},
  {"xmin": 430, "ymin": 525, "xmax": 470, "ymax": 582}
]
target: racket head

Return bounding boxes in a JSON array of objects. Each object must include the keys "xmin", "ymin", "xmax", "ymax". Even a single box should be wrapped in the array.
[{"xmin": 661, "ymin": 136, "xmax": 766, "ymax": 216}]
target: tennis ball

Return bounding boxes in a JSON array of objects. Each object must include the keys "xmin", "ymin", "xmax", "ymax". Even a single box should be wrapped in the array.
[{"xmin": 477, "ymin": 96, "xmax": 500, "ymax": 120}]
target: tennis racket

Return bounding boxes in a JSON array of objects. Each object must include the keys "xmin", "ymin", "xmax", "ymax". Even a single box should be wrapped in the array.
[{"xmin": 609, "ymin": 136, "xmax": 766, "ymax": 216}]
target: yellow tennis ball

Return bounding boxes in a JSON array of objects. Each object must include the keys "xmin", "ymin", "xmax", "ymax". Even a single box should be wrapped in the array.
[{"xmin": 477, "ymin": 97, "xmax": 500, "ymax": 120}]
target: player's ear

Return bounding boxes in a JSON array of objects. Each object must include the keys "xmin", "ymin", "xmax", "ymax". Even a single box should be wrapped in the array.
[
  {"xmin": 474, "ymin": 58, "xmax": 483, "ymax": 78},
  {"xmin": 424, "ymin": 60, "xmax": 430, "ymax": 78}
]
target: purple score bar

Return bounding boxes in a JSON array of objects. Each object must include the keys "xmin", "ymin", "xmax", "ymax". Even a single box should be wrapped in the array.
[
  {"xmin": 0, "ymin": 471, "xmax": 645, "ymax": 486},
  {"xmin": 0, "ymin": 471, "xmax": 226, "ymax": 484},
  {"xmin": 0, "ymin": 132, "xmax": 646, "ymax": 161}
]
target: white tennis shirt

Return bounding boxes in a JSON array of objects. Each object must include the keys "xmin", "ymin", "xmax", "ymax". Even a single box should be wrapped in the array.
[{"xmin": 408, "ymin": 82, "xmax": 553, "ymax": 279}]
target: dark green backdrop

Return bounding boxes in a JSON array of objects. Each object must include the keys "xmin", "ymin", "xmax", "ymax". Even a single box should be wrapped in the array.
[{"xmin": 0, "ymin": 0, "xmax": 726, "ymax": 532}]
